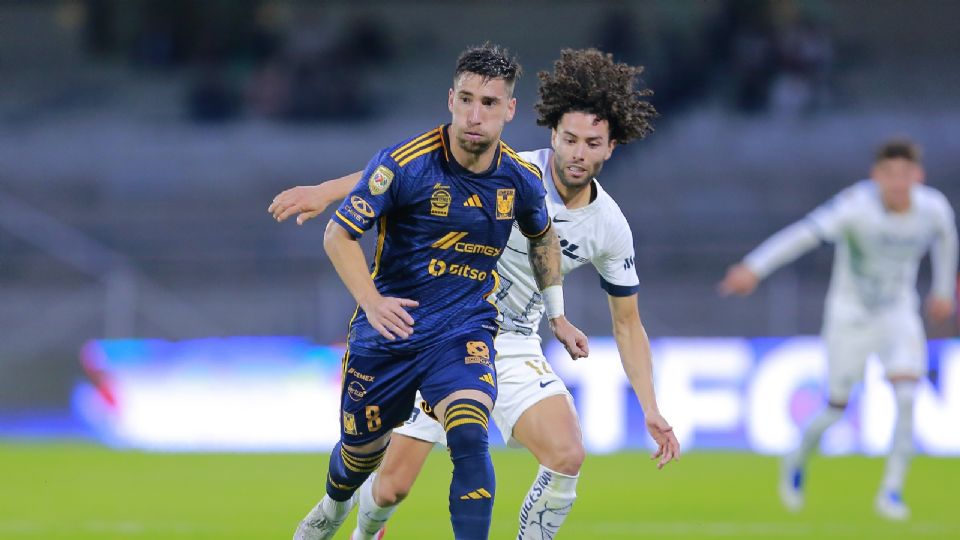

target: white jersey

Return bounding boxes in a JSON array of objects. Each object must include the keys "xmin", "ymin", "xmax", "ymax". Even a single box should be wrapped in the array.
[
  {"xmin": 745, "ymin": 180, "xmax": 958, "ymax": 316},
  {"xmin": 493, "ymin": 149, "xmax": 640, "ymax": 342},
  {"xmin": 395, "ymin": 148, "xmax": 639, "ymax": 448}
]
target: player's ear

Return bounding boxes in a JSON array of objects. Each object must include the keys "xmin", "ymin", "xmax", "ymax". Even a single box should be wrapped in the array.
[
  {"xmin": 605, "ymin": 139, "xmax": 617, "ymax": 161},
  {"xmin": 448, "ymin": 88, "xmax": 455, "ymax": 113},
  {"xmin": 915, "ymin": 164, "xmax": 926, "ymax": 184},
  {"xmin": 505, "ymin": 97, "xmax": 516, "ymax": 123}
]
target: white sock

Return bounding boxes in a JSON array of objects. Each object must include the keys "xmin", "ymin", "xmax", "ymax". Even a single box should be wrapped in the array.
[
  {"xmin": 793, "ymin": 405, "xmax": 844, "ymax": 465},
  {"xmin": 353, "ymin": 474, "xmax": 398, "ymax": 539},
  {"xmin": 881, "ymin": 381, "xmax": 916, "ymax": 494},
  {"xmin": 516, "ymin": 465, "xmax": 578, "ymax": 540},
  {"xmin": 320, "ymin": 494, "xmax": 354, "ymax": 522}
]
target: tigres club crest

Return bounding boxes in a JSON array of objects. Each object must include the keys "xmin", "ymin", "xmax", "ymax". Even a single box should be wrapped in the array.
[
  {"xmin": 496, "ymin": 189, "xmax": 515, "ymax": 220},
  {"xmin": 342, "ymin": 412, "xmax": 358, "ymax": 435},
  {"xmin": 368, "ymin": 165, "xmax": 394, "ymax": 195}
]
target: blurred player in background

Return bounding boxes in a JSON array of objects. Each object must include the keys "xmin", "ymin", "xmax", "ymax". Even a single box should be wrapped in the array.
[
  {"xmin": 271, "ymin": 48, "xmax": 680, "ymax": 539},
  {"xmin": 291, "ymin": 44, "xmax": 587, "ymax": 540},
  {"xmin": 719, "ymin": 139, "xmax": 958, "ymax": 520}
]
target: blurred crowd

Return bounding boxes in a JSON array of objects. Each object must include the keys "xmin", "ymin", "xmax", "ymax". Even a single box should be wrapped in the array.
[
  {"xmin": 722, "ymin": 1, "xmax": 835, "ymax": 115},
  {"xmin": 82, "ymin": 1, "xmax": 392, "ymax": 123},
  {"xmin": 595, "ymin": 0, "xmax": 836, "ymax": 117},
  {"xmin": 73, "ymin": 0, "xmax": 837, "ymax": 124}
]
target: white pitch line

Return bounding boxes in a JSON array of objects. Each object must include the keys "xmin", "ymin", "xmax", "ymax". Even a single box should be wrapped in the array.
[
  {"xmin": 3, "ymin": 520, "xmax": 956, "ymax": 537},
  {"xmin": 576, "ymin": 521, "xmax": 958, "ymax": 537}
]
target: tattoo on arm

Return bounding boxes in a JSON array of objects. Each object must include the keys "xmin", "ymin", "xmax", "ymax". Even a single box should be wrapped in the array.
[{"xmin": 528, "ymin": 230, "xmax": 563, "ymax": 290}]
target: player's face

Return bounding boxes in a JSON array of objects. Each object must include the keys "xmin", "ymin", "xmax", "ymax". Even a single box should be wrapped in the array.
[
  {"xmin": 872, "ymin": 157, "xmax": 924, "ymax": 212},
  {"xmin": 550, "ymin": 112, "xmax": 616, "ymax": 189},
  {"xmin": 448, "ymin": 73, "xmax": 516, "ymax": 156}
]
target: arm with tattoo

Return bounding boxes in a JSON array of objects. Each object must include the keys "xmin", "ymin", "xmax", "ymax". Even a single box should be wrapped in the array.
[
  {"xmin": 527, "ymin": 228, "xmax": 589, "ymax": 359},
  {"xmin": 527, "ymin": 228, "xmax": 563, "ymax": 290}
]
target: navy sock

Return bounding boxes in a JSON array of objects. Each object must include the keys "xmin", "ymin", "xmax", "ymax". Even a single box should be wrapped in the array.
[
  {"xmin": 444, "ymin": 399, "xmax": 495, "ymax": 539},
  {"xmin": 325, "ymin": 442, "xmax": 386, "ymax": 502}
]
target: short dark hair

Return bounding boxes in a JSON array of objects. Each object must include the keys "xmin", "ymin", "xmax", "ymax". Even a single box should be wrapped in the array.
[
  {"xmin": 455, "ymin": 43, "xmax": 522, "ymax": 89},
  {"xmin": 535, "ymin": 48, "xmax": 656, "ymax": 144},
  {"xmin": 876, "ymin": 138, "xmax": 922, "ymax": 163}
]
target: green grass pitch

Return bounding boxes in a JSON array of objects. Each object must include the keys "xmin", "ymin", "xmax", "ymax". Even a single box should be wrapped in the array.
[{"xmin": 1, "ymin": 443, "xmax": 958, "ymax": 539}]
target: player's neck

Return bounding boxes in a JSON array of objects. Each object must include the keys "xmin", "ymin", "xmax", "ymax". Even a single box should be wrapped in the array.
[
  {"xmin": 885, "ymin": 201, "xmax": 911, "ymax": 213},
  {"xmin": 882, "ymin": 194, "xmax": 912, "ymax": 213},
  {"xmin": 550, "ymin": 159, "xmax": 592, "ymax": 209},
  {"xmin": 447, "ymin": 126, "xmax": 498, "ymax": 174}
]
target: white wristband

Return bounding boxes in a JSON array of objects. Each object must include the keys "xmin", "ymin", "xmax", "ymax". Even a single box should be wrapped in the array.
[{"xmin": 541, "ymin": 285, "xmax": 564, "ymax": 320}]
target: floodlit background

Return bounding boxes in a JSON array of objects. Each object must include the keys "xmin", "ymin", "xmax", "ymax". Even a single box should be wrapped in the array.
[{"xmin": 1, "ymin": 1, "xmax": 959, "ymax": 538}]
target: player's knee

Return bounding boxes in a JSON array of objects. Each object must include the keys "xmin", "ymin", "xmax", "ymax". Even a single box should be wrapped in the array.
[
  {"xmin": 447, "ymin": 421, "xmax": 488, "ymax": 451},
  {"xmin": 443, "ymin": 399, "xmax": 491, "ymax": 456},
  {"xmin": 542, "ymin": 440, "xmax": 585, "ymax": 476},
  {"xmin": 374, "ymin": 473, "xmax": 412, "ymax": 506}
]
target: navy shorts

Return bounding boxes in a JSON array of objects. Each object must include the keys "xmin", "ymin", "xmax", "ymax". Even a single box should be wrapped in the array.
[{"xmin": 338, "ymin": 327, "xmax": 497, "ymax": 445}]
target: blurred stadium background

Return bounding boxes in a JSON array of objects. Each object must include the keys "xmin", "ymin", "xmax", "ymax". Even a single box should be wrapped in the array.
[{"xmin": 2, "ymin": 0, "xmax": 959, "ymax": 538}]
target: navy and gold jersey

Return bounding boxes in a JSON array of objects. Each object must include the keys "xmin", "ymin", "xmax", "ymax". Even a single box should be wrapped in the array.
[{"xmin": 332, "ymin": 125, "xmax": 550, "ymax": 355}]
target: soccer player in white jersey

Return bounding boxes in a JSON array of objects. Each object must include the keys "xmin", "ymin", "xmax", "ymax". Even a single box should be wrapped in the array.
[
  {"xmin": 719, "ymin": 139, "xmax": 958, "ymax": 521},
  {"xmin": 269, "ymin": 49, "xmax": 680, "ymax": 539}
]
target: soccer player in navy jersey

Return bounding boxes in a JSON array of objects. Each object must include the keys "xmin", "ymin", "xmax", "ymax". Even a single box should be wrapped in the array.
[
  {"xmin": 292, "ymin": 44, "xmax": 588, "ymax": 540},
  {"xmin": 275, "ymin": 49, "xmax": 680, "ymax": 540}
]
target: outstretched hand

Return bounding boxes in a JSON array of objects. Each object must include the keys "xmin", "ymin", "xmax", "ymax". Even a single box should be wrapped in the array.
[
  {"xmin": 646, "ymin": 412, "xmax": 680, "ymax": 469},
  {"xmin": 268, "ymin": 185, "xmax": 330, "ymax": 225},
  {"xmin": 926, "ymin": 295, "xmax": 955, "ymax": 323},
  {"xmin": 718, "ymin": 263, "xmax": 759, "ymax": 297},
  {"xmin": 549, "ymin": 316, "xmax": 589, "ymax": 360}
]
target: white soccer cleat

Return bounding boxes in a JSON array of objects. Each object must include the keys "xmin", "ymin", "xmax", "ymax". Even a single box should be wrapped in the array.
[
  {"xmin": 778, "ymin": 459, "xmax": 804, "ymax": 512},
  {"xmin": 875, "ymin": 490, "xmax": 910, "ymax": 521},
  {"xmin": 293, "ymin": 496, "xmax": 357, "ymax": 540}
]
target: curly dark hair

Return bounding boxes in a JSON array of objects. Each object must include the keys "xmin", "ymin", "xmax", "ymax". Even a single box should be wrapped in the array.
[
  {"xmin": 535, "ymin": 48, "xmax": 656, "ymax": 144},
  {"xmin": 876, "ymin": 138, "xmax": 921, "ymax": 163},
  {"xmin": 455, "ymin": 42, "xmax": 522, "ymax": 89}
]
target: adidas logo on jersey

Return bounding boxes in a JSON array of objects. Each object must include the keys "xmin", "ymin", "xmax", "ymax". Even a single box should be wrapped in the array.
[
  {"xmin": 478, "ymin": 373, "xmax": 495, "ymax": 387},
  {"xmin": 460, "ymin": 488, "xmax": 492, "ymax": 500},
  {"xmin": 463, "ymin": 194, "xmax": 483, "ymax": 207}
]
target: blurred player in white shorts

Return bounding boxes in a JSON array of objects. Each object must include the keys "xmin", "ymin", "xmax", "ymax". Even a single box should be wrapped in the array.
[
  {"xmin": 270, "ymin": 49, "xmax": 681, "ymax": 539},
  {"xmin": 824, "ymin": 301, "xmax": 928, "ymax": 406},
  {"xmin": 720, "ymin": 139, "xmax": 958, "ymax": 521}
]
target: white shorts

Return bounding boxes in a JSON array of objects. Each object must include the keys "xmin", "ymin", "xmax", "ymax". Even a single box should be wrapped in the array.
[
  {"xmin": 822, "ymin": 307, "xmax": 927, "ymax": 403},
  {"xmin": 393, "ymin": 332, "xmax": 573, "ymax": 448}
]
